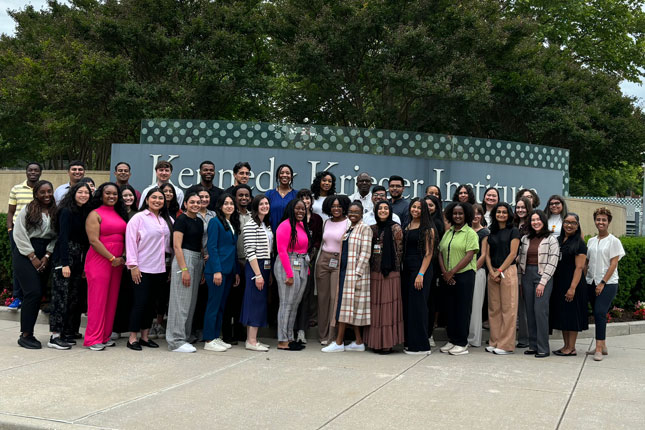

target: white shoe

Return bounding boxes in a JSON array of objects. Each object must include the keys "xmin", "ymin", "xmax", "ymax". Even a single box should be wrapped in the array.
[
  {"xmin": 449, "ymin": 345, "xmax": 469, "ymax": 355},
  {"xmin": 110, "ymin": 332, "xmax": 120, "ymax": 341},
  {"xmin": 346, "ymin": 341, "xmax": 365, "ymax": 352},
  {"xmin": 88, "ymin": 343, "xmax": 105, "ymax": 351},
  {"xmin": 440, "ymin": 342, "xmax": 455, "ymax": 353},
  {"xmin": 320, "ymin": 340, "xmax": 329, "ymax": 346},
  {"xmin": 204, "ymin": 340, "xmax": 227, "ymax": 352},
  {"xmin": 297, "ymin": 330, "xmax": 307, "ymax": 344},
  {"xmin": 321, "ymin": 341, "xmax": 345, "ymax": 353},
  {"xmin": 173, "ymin": 343, "xmax": 197, "ymax": 353},
  {"xmin": 404, "ymin": 349, "xmax": 431, "ymax": 355},
  {"xmin": 493, "ymin": 348, "xmax": 514, "ymax": 355},
  {"xmin": 217, "ymin": 338, "xmax": 232, "ymax": 349},
  {"xmin": 485, "ymin": 346, "xmax": 496, "ymax": 353},
  {"xmin": 429, "ymin": 336, "xmax": 436, "ymax": 347},
  {"xmin": 245, "ymin": 341, "xmax": 269, "ymax": 352},
  {"xmin": 104, "ymin": 340, "xmax": 116, "ymax": 347}
]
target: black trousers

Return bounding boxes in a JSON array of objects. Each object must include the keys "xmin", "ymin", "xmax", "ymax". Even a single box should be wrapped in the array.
[
  {"xmin": 9, "ymin": 230, "xmax": 23, "ymax": 300},
  {"xmin": 50, "ymin": 241, "xmax": 87, "ymax": 334},
  {"xmin": 128, "ymin": 272, "xmax": 165, "ymax": 333},
  {"xmin": 14, "ymin": 238, "xmax": 52, "ymax": 334},
  {"xmin": 402, "ymin": 263, "xmax": 432, "ymax": 352},
  {"xmin": 222, "ymin": 263, "xmax": 245, "ymax": 341},
  {"xmin": 446, "ymin": 270, "xmax": 476, "ymax": 347},
  {"xmin": 112, "ymin": 268, "xmax": 133, "ymax": 334}
]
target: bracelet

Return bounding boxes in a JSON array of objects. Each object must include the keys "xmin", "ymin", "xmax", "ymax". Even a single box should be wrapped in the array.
[
  {"xmin": 599, "ymin": 280, "xmax": 606, "ymax": 285},
  {"xmin": 497, "ymin": 268, "xmax": 503, "ymax": 273},
  {"xmin": 252, "ymin": 275, "xmax": 262, "ymax": 280},
  {"xmin": 181, "ymin": 267, "xmax": 188, "ymax": 272},
  {"xmin": 29, "ymin": 255, "xmax": 36, "ymax": 261},
  {"xmin": 109, "ymin": 256, "xmax": 116, "ymax": 262},
  {"xmin": 418, "ymin": 272, "xmax": 424, "ymax": 277}
]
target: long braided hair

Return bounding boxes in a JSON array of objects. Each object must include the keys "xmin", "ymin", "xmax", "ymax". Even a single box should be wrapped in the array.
[{"xmin": 25, "ymin": 180, "xmax": 56, "ymax": 232}]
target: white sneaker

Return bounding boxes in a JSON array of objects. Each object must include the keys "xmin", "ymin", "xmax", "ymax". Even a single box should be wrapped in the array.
[
  {"xmin": 204, "ymin": 340, "xmax": 227, "ymax": 352},
  {"xmin": 173, "ymin": 343, "xmax": 197, "ymax": 353},
  {"xmin": 440, "ymin": 342, "xmax": 455, "ymax": 353},
  {"xmin": 88, "ymin": 343, "xmax": 105, "ymax": 351},
  {"xmin": 245, "ymin": 341, "xmax": 269, "ymax": 352},
  {"xmin": 104, "ymin": 340, "xmax": 116, "ymax": 347},
  {"xmin": 346, "ymin": 341, "xmax": 365, "ymax": 352},
  {"xmin": 110, "ymin": 332, "xmax": 120, "ymax": 341},
  {"xmin": 320, "ymin": 340, "xmax": 329, "ymax": 346},
  {"xmin": 485, "ymin": 346, "xmax": 496, "ymax": 353},
  {"xmin": 403, "ymin": 349, "xmax": 431, "ymax": 355},
  {"xmin": 429, "ymin": 336, "xmax": 436, "ymax": 347},
  {"xmin": 449, "ymin": 345, "xmax": 469, "ymax": 355},
  {"xmin": 321, "ymin": 341, "xmax": 345, "ymax": 353},
  {"xmin": 493, "ymin": 348, "xmax": 514, "ymax": 355},
  {"xmin": 217, "ymin": 338, "xmax": 232, "ymax": 349},
  {"xmin": 297, "ymin": 330, "xmax": 307, "ymax": 344}
]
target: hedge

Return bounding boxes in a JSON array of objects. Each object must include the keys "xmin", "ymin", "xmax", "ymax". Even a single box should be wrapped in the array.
[{"xmin": 0, "ymin": 213, "xmax": 644, "ymax": 308}]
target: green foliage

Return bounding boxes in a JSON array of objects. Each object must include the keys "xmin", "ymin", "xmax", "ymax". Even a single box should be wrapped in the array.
[
  {"xmin": 0, "ymin": 216, "xmax": 13, "ymax": 289},
  {"xmin": 614, "ymin": 237, "xmax": 645, "ymax": 309},
  {"xmin": 571, "ymin": 162, "xmax": 644, "ymax": 197}
]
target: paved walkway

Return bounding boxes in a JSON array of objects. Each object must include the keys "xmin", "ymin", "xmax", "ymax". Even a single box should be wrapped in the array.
[{"xmin": 0, "ymin": 319, "xmax": 643, "ymax": 429}]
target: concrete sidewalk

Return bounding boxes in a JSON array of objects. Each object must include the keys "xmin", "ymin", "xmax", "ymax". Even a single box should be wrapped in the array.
[{"xmin": 0, "ymin": 319, "xmax": 643, "ymax": 430}]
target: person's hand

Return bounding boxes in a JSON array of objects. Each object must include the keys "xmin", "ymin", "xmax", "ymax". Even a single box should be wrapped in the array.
[
  {"xmin": 213, "ymin": 272, "xmax": 223, "ymax": 286},
  {"xmin": 442, "ymin": 270, "xmax": 454, "ymax": 283},
  {"xmin": 595, "ymin": 283, "xmax": 605, "ymax": 296},
  {"xmin": 414, "ymin": 275, "xmax": 424, "ymax": 290},
  {"xmin": 62, "ymin": 266, "xmax": 71, "ymax": 278},
  {"xmin": 565, "ymin": 287, "xmax": 575, "ymax": 302},
  {"xmin": 131, "ymin": 267, "xmax": 142, "ymax": 285},
  {"xmin": 111, "ymin": 256, "xmax": 122, "ymax": 267},
  {"xmin": 38, "ymin": 255, "xmax": 50, "ymax": 271},
  {"xmin": 536, "ymin": 284, "xmax": 545, "ymax": 297},
  {"xmin": 181, "ymin": 270, "xmax": 191, "ymax": 287},
  {"xmin": 30, "ymin": 256, "xmax": 42, "ymax": 271},
  {"xmin": 490, "ymin": 269, "xmax": 501, "ymax": 281},
  {"xmin": 255, "ymin": 275, "xmax": 264, "ymax": 291},
  {"xmin": 286, "ymin": 277, "xmax": 294, "ymax": 286},
  {"xmin": 233, "ymin": 274, "xmax": 240, "ymax": 287}
]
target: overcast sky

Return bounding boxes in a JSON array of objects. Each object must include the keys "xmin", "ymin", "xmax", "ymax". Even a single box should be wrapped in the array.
[{"xmin": 1, "ymin": 0, "xmax": 644, "ymax": 104}]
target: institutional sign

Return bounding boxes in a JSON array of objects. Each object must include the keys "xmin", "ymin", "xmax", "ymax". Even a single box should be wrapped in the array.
[{"xmin": 111, "ymin": 119, "xmax": 570, "ymax": 203}]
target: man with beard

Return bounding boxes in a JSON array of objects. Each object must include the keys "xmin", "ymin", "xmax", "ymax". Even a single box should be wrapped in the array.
[
  {"xmin": 186, "ymin": 161, "xmax": 222, "ymax": 210},
  {"xmin": 388, "ymin": 175, "xmax": 409, "ymax": 227},
  {"xmin": 54, "ymin": 160, "xmax": 85, "ymax": 203},
  {"xmin": 225, "ymin": 162, "xmax": 252, "ymax": 195},
  {"xmin": 6, "ymin": 162, "xmax": 44, "ymax": 309},
  {"xmin": 114, "ymin": 161, "xmax": 141, "ymax": 205},
  {"xmin": 349, "ymin": 172, "xmax": 373, "ymax": 214}
]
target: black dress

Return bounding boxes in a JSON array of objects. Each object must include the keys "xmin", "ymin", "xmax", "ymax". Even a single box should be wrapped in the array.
[
  {"xmin": 551, "ymin": 238, "xmax": 589, "ymax": 331},
  {"xmin": 402, "ymin": 228, "xmax": 432, "ymax": 352}
]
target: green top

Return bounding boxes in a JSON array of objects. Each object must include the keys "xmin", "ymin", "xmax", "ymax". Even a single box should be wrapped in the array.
[{"xmin": 439, "ymin": 225, "xmax": 479, "ymax": 273}]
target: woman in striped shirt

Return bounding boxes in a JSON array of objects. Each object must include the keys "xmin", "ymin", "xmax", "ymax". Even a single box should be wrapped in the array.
[{"xmin": 240, "ymin": 195, "xmax": 273, "ymax": 352}]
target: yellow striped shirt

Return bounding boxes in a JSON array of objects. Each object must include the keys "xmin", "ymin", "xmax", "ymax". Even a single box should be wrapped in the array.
[{"xmin": 8, "ymin": 180, "xmax": 34, "ymax": 223}]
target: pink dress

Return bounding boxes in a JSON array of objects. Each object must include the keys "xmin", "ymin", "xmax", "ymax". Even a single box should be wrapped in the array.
[{"xmin": 83, "ymin": 205, "xmax": 127, "ymax": 346}]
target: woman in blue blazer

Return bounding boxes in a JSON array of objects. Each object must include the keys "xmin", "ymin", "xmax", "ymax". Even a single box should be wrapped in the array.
[{"xmin": 203, "ymin": 193, "xmax": 240, "ymax": 352}]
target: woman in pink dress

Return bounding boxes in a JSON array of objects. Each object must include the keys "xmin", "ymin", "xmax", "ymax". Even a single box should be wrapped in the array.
[{"xmin": 84, "ymin": 183, "xmax": 128, "ymax": 350}]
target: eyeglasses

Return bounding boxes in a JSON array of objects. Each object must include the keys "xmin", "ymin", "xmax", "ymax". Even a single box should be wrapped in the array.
[
  {"xmin": 549, "ymin": 201, "xmax": 562, "ymax": 206},
  {"xmin": 563, "ymin": 221, "xmax": 578, "ymax": 226}
]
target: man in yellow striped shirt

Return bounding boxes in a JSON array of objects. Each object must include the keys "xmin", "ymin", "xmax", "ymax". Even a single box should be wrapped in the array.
[{"xmin": 6, "ymin": 162, "xmax": 43, "ymax": 309}]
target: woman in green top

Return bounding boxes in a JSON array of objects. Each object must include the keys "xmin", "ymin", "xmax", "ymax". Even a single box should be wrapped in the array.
[{"xmin": 438, "ymin": 202, "xmax": 479, "ymax": 356}]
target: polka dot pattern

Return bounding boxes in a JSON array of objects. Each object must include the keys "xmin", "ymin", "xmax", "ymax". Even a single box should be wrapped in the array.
[{"xmin": 140, "ymin": 119, "xmax": 570, "ymax": 192}]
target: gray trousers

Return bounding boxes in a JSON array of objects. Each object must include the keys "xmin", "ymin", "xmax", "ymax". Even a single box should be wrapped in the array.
[
  {"xmin": 521, "ymin": 265, "xmax": 553, "ymax": 354},
  {"xmin": 166, "ymin": 250, "xmax": 203, "ymax": 350},
  {"xmin": 517, "ymin": 271, "xmax": 529, "ymax": 345},
  {"xmin": 274, "ymin": 253, "xmax": 309, "ymax": 342}
]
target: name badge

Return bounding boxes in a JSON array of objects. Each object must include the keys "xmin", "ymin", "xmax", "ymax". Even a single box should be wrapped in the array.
[
  {"xmin": 329, "ymin": 258, "xmax": 339, "ymax": 269},
  {"xmin": 373, "ymin": 244, "xmax": 381, "ymax": 254},
  {"xmin": 293, "ymin": 259, "xmax": 302, "ymax": 270},
  {"xmin": 263, "ymin": 260, "xmax": 271, "ymax": 270}
]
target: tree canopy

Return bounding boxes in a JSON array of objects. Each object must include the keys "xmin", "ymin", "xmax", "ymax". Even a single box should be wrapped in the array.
[{"xmin": 0, "ymin": 0, "xmax": 643, "ymax": 196}]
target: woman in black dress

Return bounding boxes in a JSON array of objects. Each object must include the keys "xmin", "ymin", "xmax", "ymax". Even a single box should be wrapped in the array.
[{"xmin": 551, "ymin": 213, "xmax": 588, "ymax": 356}]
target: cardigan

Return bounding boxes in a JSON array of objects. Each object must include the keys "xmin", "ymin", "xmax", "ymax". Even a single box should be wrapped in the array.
[
  {"xmin": 243, "ymin": 219, "xmax": 273, "ymax": 262},
  {"xmin": 518, "ymin": 234, "xmax": 560, "ymax": 286}
]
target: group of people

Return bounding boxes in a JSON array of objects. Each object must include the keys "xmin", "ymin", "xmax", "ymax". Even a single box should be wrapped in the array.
[{"xmin": 6, "ymin": 161, "xmax": 624, "ymax": 361}]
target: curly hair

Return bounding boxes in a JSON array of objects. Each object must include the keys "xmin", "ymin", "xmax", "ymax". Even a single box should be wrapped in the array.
[
  {"xmin": 280, "ymin": 199, "xmax": 311, "ymax": 251},
  {"xmin": 322, "ymin": 194, "xmax": 350, "ymax": 217},
  {"xmin": 452, "ymin": 184, "xmax": 476, "ymax": 205},
  {"xmin": 310, "ymin": 171, "xmax": 337, "ymax": 199},
  {"xmin": 593, "ymin": 206, "xmax": 613, "ymax": 223},
  {"xmin": 444, "ymin": 202, "xmax": 475, "ymax": 227},
  {"xmin": 88, "ymin": 182, "xmax": 128, "ymax": 222},
  {"xmin": 25, "ymin": 180, "xmax": 56, "ymax": 232}
]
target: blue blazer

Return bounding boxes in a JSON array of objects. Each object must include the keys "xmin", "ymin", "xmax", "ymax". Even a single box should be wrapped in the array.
[{"xmin": 204, "ymin": 217, "xmax": 238, "ymax": 275}]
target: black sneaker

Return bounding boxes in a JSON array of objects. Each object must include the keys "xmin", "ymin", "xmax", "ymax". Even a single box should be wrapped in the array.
[
  {"xmin": 47, "ymin": 336, "xmax": 72, "ymax": 350},
  {"xmin": 63, "ymin": 336, "xmax": 77, "ymax": 345},
  {"xmin": 18, "ymin": 335, "xmax": 42, "ymax": 349}
]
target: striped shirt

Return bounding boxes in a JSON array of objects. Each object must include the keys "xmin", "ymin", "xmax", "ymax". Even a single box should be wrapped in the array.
[
  {"xmin": 243, "ymin": 218, "xmax": 273, "ymax": 261},
  {"xmin": 8, "ymin": 180, "xmax": 34, "ymax": 223}
]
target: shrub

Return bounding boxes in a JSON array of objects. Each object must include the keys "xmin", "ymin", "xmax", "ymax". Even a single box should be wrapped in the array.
[
  {"xmin": 615, "ymin": 237, "xmax": 645, "ymax": 309},
  {"xmin": 0, "ymin": 215, "xmax": 12, "ymax": 289}
]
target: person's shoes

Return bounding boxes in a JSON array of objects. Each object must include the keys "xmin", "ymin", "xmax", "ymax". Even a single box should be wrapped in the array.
[
  {"xmin": 449, "ymin": 345, "xmax": 469, "ymax": 356},
  {"xmin": 524, "ymin": 350, "xmax": 538, "ymax": 355},
  {"xmin": 493, "ymin": 348, "xmax": 514, "ymax": 355},
  {"xmin": 110, "ymin": 332, "xmax": 120, "ymax": 341},
  {"xmin": 172, "ymin": 343, "xmax": 197, "ymax": 353},
  {"xmin": 89, "ymin": 343, "xmax": 106, "ymax": 351},
  {"xmin": 553, "ymin": 350, "xmax": 577, "ymax": 356},
  {"xmin": 429, "ymin": 336, "xmax": 436, "ymax": 347},
  {"xmin": 7, "ymin": 298, "xmax": 22, "ymax": 310},
  {"xmin": 139, "ymin": 339, "xmax": 159, "ymax": 348},
  {"xmin": 18, "ymin": 335, "xmax": 42, "ymax": 349},
  {"xmin": 288, "ymin": 341, "xmax": 305, "ymax": 350},
  {"xmin": 127, "ymin": 341, "xmax": 142, "ymax": 351},
  {"xmin": 403, "ymin": 349, "xmax": 431, "ymax": 355},
  {"xmin": 204, "ymin": 340, "xmax": 227, "ymax": 352},
  {"xmin": 593, "ymin": 351, "xmax": 604, "ymax": 361},
  {"xmin": 46, "ymin": 336, "xmax": 71, "ymax": 350},
  {"xmin": 535, "ymin": 352, "xmax": 550, "ymax": 358},
  {"xmin": 297, "ymin": 330, "xmax": 307, "ymax": 344},
  {"xmin": 516, "ymin": 342, "xmax": 529, "ymax": 348},
  {"xmin": 320, "ymin": 340, "xmax": 329, "ymax": 346},
  {"xmin": 104, "ymin": 340, "xmax": 116, "ymax": 347},
  {"xmin": 440, "ymin": 342, "xmax": 455, "ymax": 353},
  {"xmin": 321, "ymin": 341, "xmax": 345, "ymax": 353},
  {"xmin": 216, "ymin": 338, "xmax": 232, "ymax": 349},
  {"xmin": 485, "ymin": 346, "xmax": 496, "ymax": 353},
  {"xmin": 586, "ymin": 347, "xmax": 608, "ymax": 356},
  {"xmin": 258, "ymin": 341, "xmax": 270, "ymax": 349},
  {"xmin": 346, "ymin": 341, "xmax": 365, "ymax": 352},
  {"xmin": 245, "ymin": 341, "xmax": 269, "ymax": 352},
  {"xmin": 378, "ymin": 348, "xmax": 393, "ymax": 355},
  {"xmin": 63, "ymin": 336, "xmax": 77, "ymax": 345}
]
